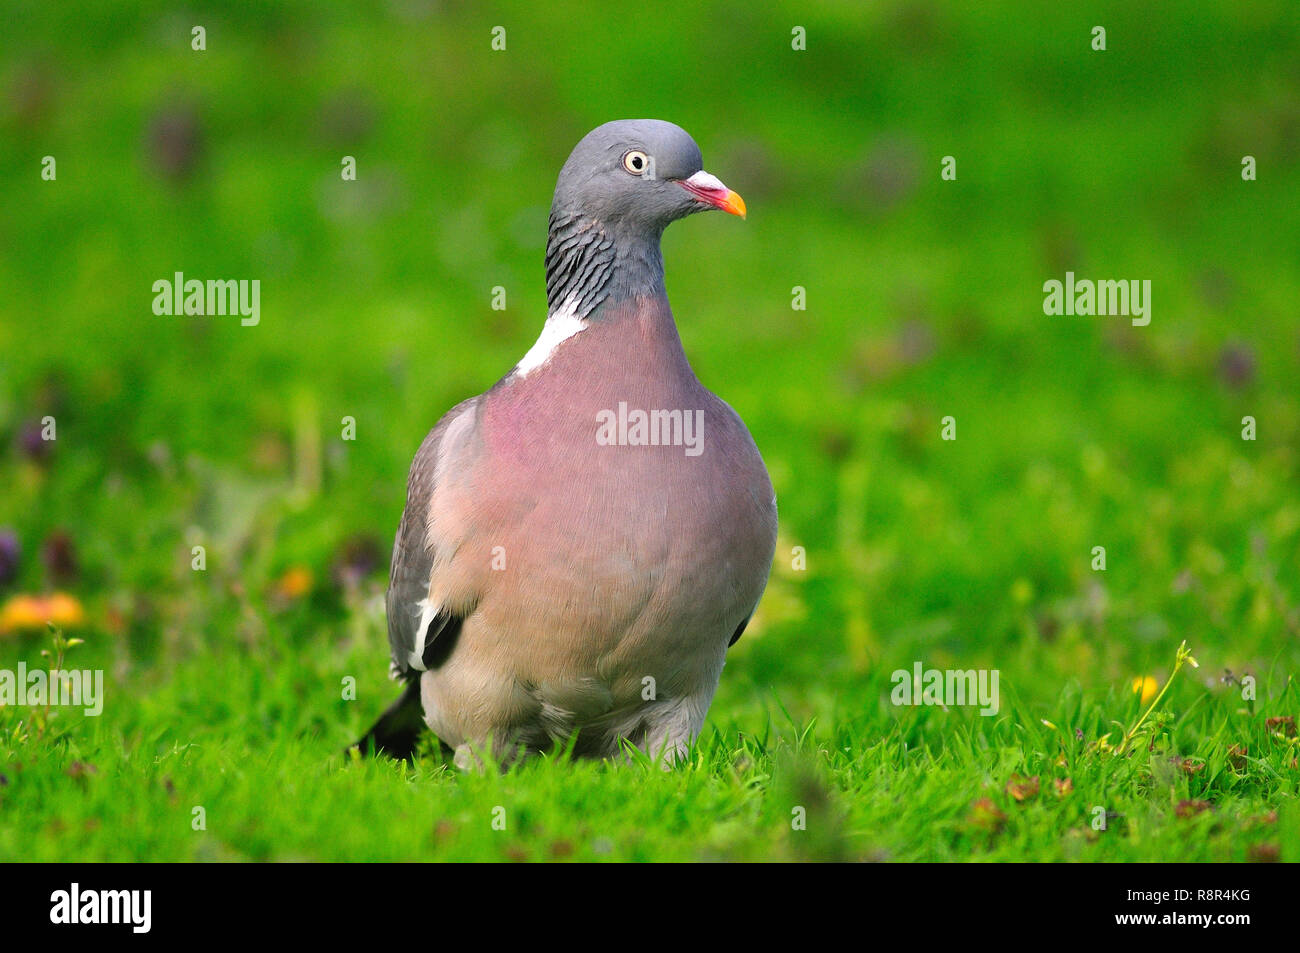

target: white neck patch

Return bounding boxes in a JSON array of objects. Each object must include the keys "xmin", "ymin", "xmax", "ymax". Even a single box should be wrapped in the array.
[{"xmin": 513, "ymin": 296, "xmax": 588, "ymax": 377}]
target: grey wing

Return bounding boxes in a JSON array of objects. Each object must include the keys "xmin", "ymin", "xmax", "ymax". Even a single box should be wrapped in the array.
[{"xmin": 384, "ymin": 397, "xmax": 478, "ymax": 681}]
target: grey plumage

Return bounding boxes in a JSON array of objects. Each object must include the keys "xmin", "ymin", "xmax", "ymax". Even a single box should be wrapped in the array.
[
  {"xmin": 354, "ymin": 119, "xmax": 775, "ymax": 767},
  {"xmin": 543, "ymin": 120, "xmax": 719, "ymax": 319},
  {"xmin": 382, "ymin": 397, "xmax": 477, "ymax": 681}
]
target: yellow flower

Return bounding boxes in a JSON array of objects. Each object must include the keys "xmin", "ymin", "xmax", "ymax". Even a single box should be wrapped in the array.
[
  {"xmin": 0, "ymin": 592, "xmax": 86, "ymax": 635},
  {"xmin": 1131, "ymin": 675, "xmax": 1159, "ymax": 706}
]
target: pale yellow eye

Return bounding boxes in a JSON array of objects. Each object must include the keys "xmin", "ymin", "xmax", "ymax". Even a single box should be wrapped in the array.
[{"xmin": 622, "ymin": 150, "xmax": 650, "ymax": 175}]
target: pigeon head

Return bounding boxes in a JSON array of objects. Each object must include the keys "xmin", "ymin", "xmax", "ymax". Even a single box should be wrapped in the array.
[
  {"xmin": 552, "ymin": 119, "xmax": 746, "ymax": 229},
  {"xmin": 545, "ymin": 119, "xmax": 745, "ymax": 318}
]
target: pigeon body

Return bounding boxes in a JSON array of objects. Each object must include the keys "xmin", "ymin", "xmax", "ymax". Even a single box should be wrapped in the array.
[{"xmin": 361, "ymin": 120, "xmax": 777, "ymax": 765}]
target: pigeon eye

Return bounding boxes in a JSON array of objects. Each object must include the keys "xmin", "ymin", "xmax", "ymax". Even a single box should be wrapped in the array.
[{"xmin": 622, "ymin": 150, "xmax": 650, "ymax": 176}]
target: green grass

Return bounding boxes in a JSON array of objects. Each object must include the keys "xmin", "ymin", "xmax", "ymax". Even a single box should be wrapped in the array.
[
  {"xmin": 1, "ymin": 0, "xmax": 1299, "ymax": 861},
  {"xmin": 2, "ymin": 631, "xmax": 1297, "ymax": 861}
]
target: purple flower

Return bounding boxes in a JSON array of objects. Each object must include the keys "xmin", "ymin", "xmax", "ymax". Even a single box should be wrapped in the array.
[
  {"xmin": 0, "ymin": 531, "xmax": 19, "ymax": 587},
  {"xmin": 1217, "ymin": 342, "xmax": 1256, "ymax": 390},
  {"xmin": 17, "ymin": 419, "xmax": 51, "ymax": 462}
]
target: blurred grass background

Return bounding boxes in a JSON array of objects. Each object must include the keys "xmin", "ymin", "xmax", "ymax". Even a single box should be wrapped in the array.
[{"xmin": 0, "ymin": 1, "xmax": 1298, "ymax": 860}]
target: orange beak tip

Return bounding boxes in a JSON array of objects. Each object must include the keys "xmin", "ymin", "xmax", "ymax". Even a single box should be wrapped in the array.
[{"xmin": 726, "ymin": 190, "xmax": 747, "ymax": 219}]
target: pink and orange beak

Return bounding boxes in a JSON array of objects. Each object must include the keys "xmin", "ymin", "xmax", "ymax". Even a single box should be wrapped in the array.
[{"xmin": 677, "ymin": 170, "xmax": 747, "ymax": 219}]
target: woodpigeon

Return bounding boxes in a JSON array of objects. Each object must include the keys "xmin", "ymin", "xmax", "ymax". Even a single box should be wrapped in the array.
[{"xmin": 354, "ymin": 119, "xmax": 777, "ymax": 767}]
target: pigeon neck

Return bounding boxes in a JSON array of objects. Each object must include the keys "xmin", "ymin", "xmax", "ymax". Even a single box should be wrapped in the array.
[{"xmin": 545, "ymin": 211, "xmax": 665, "ymax": 320}]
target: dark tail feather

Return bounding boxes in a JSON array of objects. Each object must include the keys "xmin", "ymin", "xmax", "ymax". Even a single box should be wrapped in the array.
[{"xmin": 349, "ymin": 679, "xmax": 426, "ymax": 761}]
